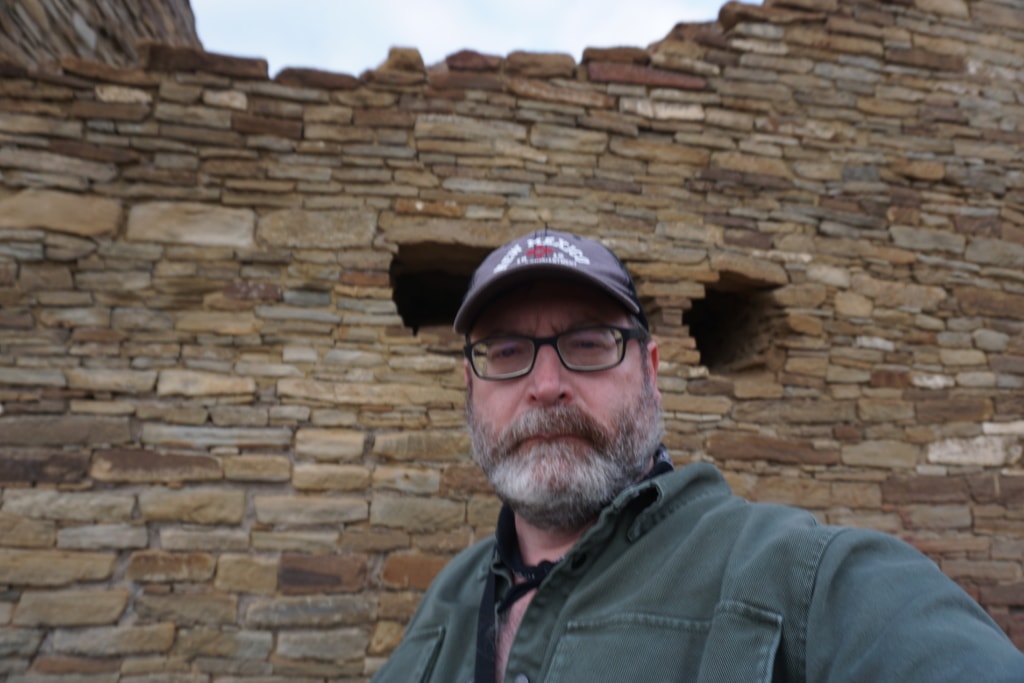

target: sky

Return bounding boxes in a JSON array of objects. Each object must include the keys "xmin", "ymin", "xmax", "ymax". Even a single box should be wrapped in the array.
[{"xmin": 191, "ymin": 0, "xmax": 731, "ymax": 78}]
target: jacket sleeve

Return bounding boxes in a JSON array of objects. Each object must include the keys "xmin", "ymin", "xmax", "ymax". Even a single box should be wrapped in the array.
[{"xmin": 804, "ymin": 527, "xmax": 1024, "ymax": 683}]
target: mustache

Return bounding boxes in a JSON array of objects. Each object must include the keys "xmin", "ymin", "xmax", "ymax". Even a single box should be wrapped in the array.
[{"xmin": 499, "ymin": 405, "xmax": 610, "ymax": 454}]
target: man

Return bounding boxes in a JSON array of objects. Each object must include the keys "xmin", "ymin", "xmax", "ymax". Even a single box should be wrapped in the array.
[{"xmin": 371, "ymin": 229, "xmax": 1024, "ymax": 682}]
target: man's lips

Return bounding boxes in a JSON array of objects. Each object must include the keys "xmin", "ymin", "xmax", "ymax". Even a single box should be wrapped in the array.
[{"xmin": 518, "ymin": 433, "xmax": 587, "ymax": 448}]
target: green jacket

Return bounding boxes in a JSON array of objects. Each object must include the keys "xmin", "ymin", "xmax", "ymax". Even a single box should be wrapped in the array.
[{"xmin": 372, "ymin": 462, "xmax": 1023, "ymax": 682}]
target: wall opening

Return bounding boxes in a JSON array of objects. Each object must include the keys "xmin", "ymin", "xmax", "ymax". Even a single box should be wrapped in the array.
[
  {"xmin": 389, "ymin": 242, "xmax": 490, "ymax": 334},
  {"xmin": 684, "ymin": 284, "xmax": 783, "ymax": 374}
]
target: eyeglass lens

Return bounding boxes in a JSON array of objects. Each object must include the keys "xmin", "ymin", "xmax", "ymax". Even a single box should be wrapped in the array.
[{"xmin": 469, "ymin": 327, "xmax": 626, "ymax": 379}]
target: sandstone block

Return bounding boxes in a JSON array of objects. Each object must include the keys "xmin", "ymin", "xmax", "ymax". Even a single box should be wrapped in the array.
[
  {"xmin": 588, "ymin": 61, "xmax": 705, "ymax": 89},
  {"xmin": 278, "ymin": 378, "xmax": 464, "ymax": 408},
  {"xmin": 143, "ymin": 43, "xmax": 268, "ymax": 78},
  {"xmin": 57, "ymin": 523, "xmax": 147, "ymax": 550},
  {"xmin": 125, "ymin": 550, "xmax": 217, "ymax": 582},
  {"xmin": 0, "ymin": 190, "xmax": 121, "ymax": 237},
  {"xmin": 707, "ymin": 432, "xmax": 839, "ymax": 465},
  {"xmin": 0, "ymin": 147, "xmax": 117, "ymax": 182},
  {"xmin": 279, "ymin": 553, "xmax": 368, "ymax": 594},
  {"xmin": 160, "ymin": 528, "xmax": 249, "ymax": 553},
  {"xmin": 0, "ymin": 367, "xmax": 67, "ymax": 388},
  {"xmin": 529, "ymin": 124, "xmax": 608, "ymax": 154},
  {"xmin": 253, "ymin": 495, "xmax": 368, "ymax": 525},
  {"xmin": 244, "ymin": 594, "xmax": 376, "ymax": 628},
  {"xmin": 710, "ymin": 252, "xmax": 789, "ymax": 287},
  {"xmin": 661, "ymin": 394, "xmax": 732, "ymax": 415},
  {"xmin": 381, "ymin": 551, "xmax": 449, "ymax": 591},
  {"xmin": 139, "ymin": 487, "xmax": 245, "ymax": 525},
  {"xmin": 293, "ymin": 463, "xmax": 371, "ymax": 491},
  {"xmin": 14, "ymin": 589, "xmax": 129, "ymax": 626},
  {"xmin": 841, "ymin": 440, "xmax": 919, "ymax": 468},
  {"xmin": 2, "ymin": 489, "xmax": 133, "ymax": 522},
  {"xmin": 174, "ymin": 626, "xmax": 274, "ymax": 659},
  {"xmin": 136, "ymin": 592, "xmax": 237, "ymax": 625},
  {"xmin": 927, "ymin": 435, "xmax": 1016, "ymax": 467},
  {"xmin": 276, "ymin": 627, "xmax": 369, "ymax": 662},
  {"xmin": 257, "ymin": 208, "xmax": 377, "ymax": 248},
  {"xmin": 157, "ymin": 369, "xmax": 256, "ymax": 397},
  {"xmin": 141, "ymin": 424, "xmax": 292, "ymax": 448},
  {"xmin": 881, "ymin": 475, "xmax": 968, "ymax": 504},
  {"xmin": 858, "ymin": 398, "xmax": 915, "ymax": 422},
  {"xmin": 91, "ymin": 449, "xmax": 221, "ymax": 483},
  {"xmin": 506, "ymin": 78, "xmax": 612, "ymax": 108},
  {"xmin": 0, "ymin": 627, "xmax": 41, "ymax": 657},
  {"xmin": 215, "ymin": 554, "xmax": 278, "ymax": 595},
  {"xmin": 610, "ymin": 137, "xmax": 709, "ymax": 164},
  {"xmin": 916, "ymin": 397, "xmax": 992, "ymax": 423},
  {"xmin": 174, "ymin": 311, "xmax": 259, "ymax": 335},
  {"xmin": 295, "ymin": 428, "xmax": 365, "ymax": 461},
  {"xmin": 505, "ymin": 50, "xmax": 575, "ymax": 77},
  {"xmin": 752, "ymin": 476, "xmax": 832, "ymax": 508},
  {"xmin": 153, "ymin": 102, "xmax": 230, "ymax": 127},
  {"xmin": 0, "ymin": 417, "xmax": 130, "ymax": 448},
  {"xmin": 126, "ymin": 202, "xmax": 255, "ymax": 248},
  {"xmin": 249, "ymin": 528, "xmax": 337, "ymax": 557},
  {"xmin": 0, "ymin": 111, "xmax": 82, "ymax": 137},
  {"xmin": 0, "ymin": 450, "xmax": 90, "ymax": 484},
  {"xmin": 0, "ymin": 549, "xmax": 115, "ymax": 586},
  {"xmin": 65, "ymin": 368, "xmax": 157, "ymax": 393},
  {"xmin": 370, "ymin": 495, "xmax": 464, "ymax": 532},
  {"xmin": 369, "ymin": 621, "xmax": 406, "ymax": 656},
  {"xmin": 0, "ymin": 512, "xmax": 56, "ymax": 548},
  {"xmin": 38, "ymin": 306, "xmax": 111, "ymax": 328},
  {"xmin": 851, "ymin": 274, "xmax": 945, "ymax": 311},
  {"xmin": 712, "ymin": 151, "xmax": 793, "ymax": 178},
  {"xmin": 53, "ymin": 623, "xmax": 175, "ymax": 656},
  {"xmin": 372, "ymin": 466, "xmax": 441, "ymax": 494},
  {"xmin": 223, "ymin": 455, "xmax": 291, "ymax": 481},
  {"xmin": 372, "ymin": 430, "xmax": 470, "ymax": 462},
  {"xmin": 834, "ymin": 291, "xmax": 873, "ymax": 317},
  {"xmin": 733, "ymin": 399, "xmax": 856, "ymax": 424},
  {"xmin": 900, "ymin": 504, "xmax": 972, "ymax": 530}
]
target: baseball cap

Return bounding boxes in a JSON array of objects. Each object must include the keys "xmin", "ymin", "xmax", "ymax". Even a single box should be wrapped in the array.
[{"xmin": 453, "ymin": 229, "xmax": 649, "ymax": 335}]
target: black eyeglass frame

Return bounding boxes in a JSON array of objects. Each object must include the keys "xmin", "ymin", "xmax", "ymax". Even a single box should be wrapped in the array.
[{"xmin": 464, "ymin": 325, "xmax": 648, "ymax": 381}]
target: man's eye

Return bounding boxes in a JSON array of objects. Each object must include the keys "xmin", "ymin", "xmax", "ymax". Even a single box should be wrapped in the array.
[
  {"xmin": 565, "ymin": 329, "xmax": 614, "ymax": 350},
  {"xmin": 488, "ymin": 340, "xmax": 527, "ymax": 360}
]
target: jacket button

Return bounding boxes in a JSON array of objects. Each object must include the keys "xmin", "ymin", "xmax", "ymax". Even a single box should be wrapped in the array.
[{"xmin": 513, "ymin": 675, "xmax": 529, "ymax": 683}]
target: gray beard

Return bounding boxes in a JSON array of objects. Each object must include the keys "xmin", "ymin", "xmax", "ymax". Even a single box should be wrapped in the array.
[{"xmin": 467, "ymin": 378, "xmax": 663, "ymax": 533}]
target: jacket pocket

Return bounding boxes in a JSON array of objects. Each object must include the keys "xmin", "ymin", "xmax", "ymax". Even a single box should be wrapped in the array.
[
  {"xmin": 371, "ymin": 625, "xmax": 445, "ymax": 683},
  {"xmin": 696, "ymin": 601, "xmax": 782, "ymax": 683},
  {"xmin": 544, "ymin": 602, "xmax": 781, "ymax": 683}
]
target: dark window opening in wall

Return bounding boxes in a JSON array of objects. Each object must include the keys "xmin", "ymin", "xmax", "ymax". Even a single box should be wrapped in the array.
[
  {"xmin": 390, "ymin": 242, "xmax": 491, "ymax": 334},
  {"xmin": 684, "ymin": 284, "xmax": 783, "ymax": 373}
]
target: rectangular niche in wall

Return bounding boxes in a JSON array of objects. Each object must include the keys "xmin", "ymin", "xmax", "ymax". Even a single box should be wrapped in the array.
[{"xmin": 389, "ymin": 241, "xmax": 491, "ymax": 334}]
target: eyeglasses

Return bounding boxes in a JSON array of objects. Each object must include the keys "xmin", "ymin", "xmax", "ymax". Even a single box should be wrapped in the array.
[{"xmin": 464, "ymin": 325, "xmax": 647, "ymax": 380}]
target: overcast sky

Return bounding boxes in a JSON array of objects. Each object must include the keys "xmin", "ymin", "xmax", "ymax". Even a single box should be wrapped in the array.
[{"xmin": 191, "ymin": 0, "xmax": 730, "ymax": 78}]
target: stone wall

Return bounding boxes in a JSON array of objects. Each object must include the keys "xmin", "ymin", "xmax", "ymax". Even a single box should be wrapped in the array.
[
  {"xmin": 0, "ymin": 0, "xmax": 199, "ymax": 69},
  {"xmin": 1, "ymin": 0, "xmax": 1023, "ymax": 679}
]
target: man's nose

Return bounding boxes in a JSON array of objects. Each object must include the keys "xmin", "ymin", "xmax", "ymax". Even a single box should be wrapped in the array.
[{"xmin": 527, "ymin": 343, "xmax": 571, "ymax": 405}]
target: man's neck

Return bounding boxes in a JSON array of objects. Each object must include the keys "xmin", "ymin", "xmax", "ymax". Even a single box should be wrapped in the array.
[{"xmin": 513, "ymin": 515, "xmax": 591, "ymax": 566}]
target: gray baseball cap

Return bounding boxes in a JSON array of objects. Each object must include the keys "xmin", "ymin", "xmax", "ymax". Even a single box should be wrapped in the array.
[{"xmin": 454, "ymin": 229, "xmax": 649, "ymax": 335}]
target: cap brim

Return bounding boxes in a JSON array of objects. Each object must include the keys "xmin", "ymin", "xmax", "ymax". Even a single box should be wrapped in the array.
[{"xmin": 453, "ymin": 263, "xmax": 641, "ymax": 335}]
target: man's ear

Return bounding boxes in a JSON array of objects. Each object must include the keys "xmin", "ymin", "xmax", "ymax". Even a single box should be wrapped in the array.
[{"xmin": 647, "ymin": 338, "xmax": 661, "ymax": 401}]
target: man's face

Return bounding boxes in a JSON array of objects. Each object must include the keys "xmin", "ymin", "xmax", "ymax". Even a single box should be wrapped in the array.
[{"xmin": 464, "ymin": 280, "xmax": 663, "ymax": 533}]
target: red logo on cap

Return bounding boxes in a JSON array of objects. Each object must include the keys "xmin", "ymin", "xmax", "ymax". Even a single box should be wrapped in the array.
[{"xmin": 525, "ymin": 245, "xmax": 555, "ymax": 259}]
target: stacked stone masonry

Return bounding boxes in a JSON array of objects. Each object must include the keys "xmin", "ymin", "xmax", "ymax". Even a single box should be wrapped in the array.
[
  {"xmin": 0, "ymin": 0, "xmax": 200, "ymax": 70},
  {"xmin": 1, "ymin": 0, "xmax": 1023, "ymax": 679}
]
